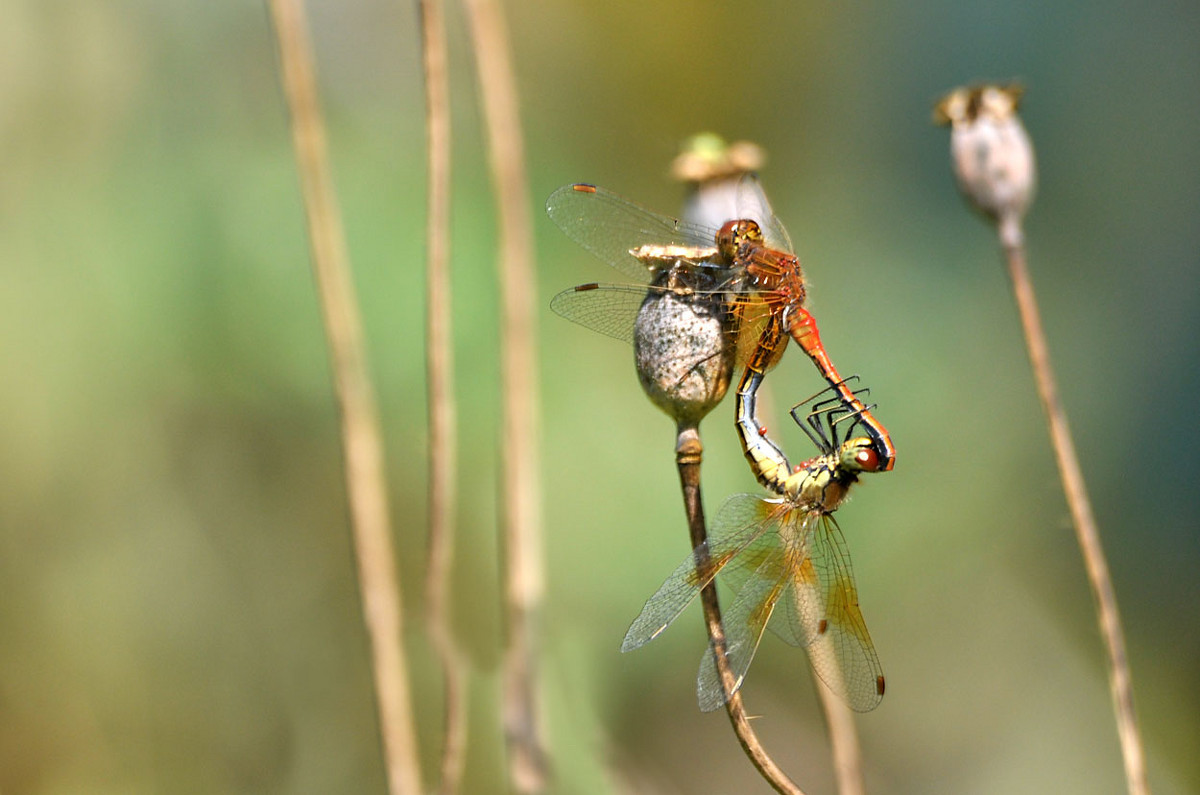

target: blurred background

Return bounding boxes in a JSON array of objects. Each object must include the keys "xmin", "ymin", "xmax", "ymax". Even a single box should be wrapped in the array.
[{"xmin": 1, "ymin": 0, "xmax": 1197, "ymax": 793}]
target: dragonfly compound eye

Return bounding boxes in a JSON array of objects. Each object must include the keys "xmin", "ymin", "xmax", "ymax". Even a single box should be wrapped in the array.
[
  {"xmin": 737, "ymin": 219, "xmax": 763, "ymax": 244},
  {"xmin": 853, "ymin": 445, "xmax": 880, "ymax": 473},
  {"xmin": 716, "ymin": 219, "xmax": 764, "ymax": 255},
  {"xmin": 716, "ymin": 220, "xmax": 740, "ymax": 252}
]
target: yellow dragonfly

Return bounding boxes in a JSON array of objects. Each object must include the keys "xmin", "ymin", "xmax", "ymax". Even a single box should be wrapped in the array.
[{"xmin": 622, "ymin": 391, "xmax": 887, "ymax": 712}]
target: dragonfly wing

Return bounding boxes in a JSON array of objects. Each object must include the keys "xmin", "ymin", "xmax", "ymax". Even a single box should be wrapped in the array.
[
  {"xmin": 711, "ymin": 495, "xmax": 790, "ymax": 594},
  {"xmin": 621, "ymin": 494, "xmax": 776, "ymax": 653},
  {"xmin": 696, "ymin": 530, "xmax": 789, "ymax": 712},
  {"xmin": 547, "ymin": 184, "xmax": 725, "ymax": 283},
  {"xmin": 800, "ymin": 513, "xmax": 885, "ymax": 712},
  {"xmin": 550, "ymin": 283, "xmax": 648, "ymax": 344},
  {"xmin": 679, "ymin": 174, "xmax": 795, "ymax": 254},
  {"xmin": 763, "ymin": 510, "xmax": 823, "ymax": 649}
]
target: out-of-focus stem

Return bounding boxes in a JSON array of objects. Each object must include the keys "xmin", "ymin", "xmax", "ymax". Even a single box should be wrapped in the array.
[
  {"xmin": 265, "ymin": 1, "xmax": 421, "ymax": 793},
  {"xmin": 814, "ymin": 679, "xmax": 865, "ymax": 795},
  {"xmin": 1001, "ymin": 221, "xmax": 1148, "ymax": 795},
  {"xmin": 419, "ymin": 0, "xmax": 467, "ymax": 790},
  {"xmin": 675, "ymin": 425, "xmax": 806, "ymax": 795},
  {"xmin": 461, "ymin": 0, "xmax": 546, "ymax": 789}
]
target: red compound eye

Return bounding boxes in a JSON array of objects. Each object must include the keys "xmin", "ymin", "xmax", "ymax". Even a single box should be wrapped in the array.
[
  {"xmin": 855, "ymin": 446, "xmax": 880, "ymax": 472},
  {"xmin": 716, "ymin": 220, "xmax": 739, "ymax": 249}
]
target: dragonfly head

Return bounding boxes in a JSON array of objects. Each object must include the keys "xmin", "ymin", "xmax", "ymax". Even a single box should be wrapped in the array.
[
  {"xmin": 840, "ymin": 437, "xmax": 885, "ymax": 474},
  {"xmin": 716, "ymin": 219, "xmax": 764, "ymax": 260}
]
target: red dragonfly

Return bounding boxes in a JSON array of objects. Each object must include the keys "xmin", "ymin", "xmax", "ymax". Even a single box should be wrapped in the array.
[
  {"xmin": 548, "ymin": 181, "xmax": 895, "ymax": 498},
  {"xmin": 622, "ymin": 388, "xmax": 887, "ymax": 711}
]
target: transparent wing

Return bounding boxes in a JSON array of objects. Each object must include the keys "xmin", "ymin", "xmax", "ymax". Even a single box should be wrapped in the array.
[
  {"xmin": 678, "ymin": 173, "xmax": 795, "ymax": 254},
  {"xmin": 550, "ymin": 272, "xmax": 737, "ymax": 346},
  {"xmin": 550, "ymin": 283, "xmax": 651, "ymax": 344},
  {"xmin": 768, "ymin": 509, "xmax": 822, "ymax": 648},
  {"xmin": 796, "ymin": 513, "xmax": 885, "ymax": 712},
  {"xmin": 696, "ymin": 529, "xmax": 789, "ymax": 712},
  {"xmin": 547, "ymin": 183, "xmax": 727, "ymax": 283},
  {"xmin": 552, "ymin": 279, "xmax": 776, "ymax": 376},
  {"xmin": 733, "ymin": 174, "xmax": 795, "ymax": 253},
  {"xmin": 621, "ymin": 494, "xmax": 778, "ymax": 653},
  {"xmin": 712, "ymin": 495, "xmax": 793, "ymax": 594},
  {"xmin": 698, "ymin": 504, "xmax": 886, "ymax": 713}
]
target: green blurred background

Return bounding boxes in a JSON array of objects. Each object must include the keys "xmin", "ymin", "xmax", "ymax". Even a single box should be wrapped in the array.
[{"xmin": 1, "ymin": 1, "xmax": 1197, "ymax": 793}]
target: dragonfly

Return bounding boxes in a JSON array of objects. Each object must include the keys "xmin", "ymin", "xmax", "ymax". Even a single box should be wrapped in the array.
[
  {"xmin": 547, "ymin": 181, "xmax": 896, "ymax": 497},
  {"xmin": 621, "ymin": 386, "xmax": 888, "ymax": 712}
]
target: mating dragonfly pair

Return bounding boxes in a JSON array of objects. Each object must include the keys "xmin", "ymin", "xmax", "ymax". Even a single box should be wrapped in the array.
[{"xmin": 548, "ymin": 179, "xmax": 893, "ymax": 713}]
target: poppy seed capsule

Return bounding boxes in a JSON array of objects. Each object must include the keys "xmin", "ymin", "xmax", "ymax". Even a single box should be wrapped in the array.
[
  {"xmin": 634, "ymin": 260, "xmax": 736, "ymax": 427},
  {"xmin": 935, "ymin": 84, "xmax": 1036, "ymax": 247},
  {"xmin": 671, "ymin": 132, "xmax": 765, "ymax": 184}
]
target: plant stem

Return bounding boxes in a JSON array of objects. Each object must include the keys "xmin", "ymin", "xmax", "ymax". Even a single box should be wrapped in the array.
[
  {"xmin": 814, "ymin": 678, "xmax": 865, "ymax": 795},
  {"xmin": 461, "ymin": 0, "xmax": 547, "ymax": 788},
  {"xmin": 419, "ymin": 0, "xmax": 467, "ymax": 790},
  {"xmin": 675, "ymin": 425, "xmax": 807, "ymax": 795},
  {"xmin": 265, "ymin": 1, "xmax": 421, "ymax": 792},
  {"xmin": 1001, "ymin": 222, "xmax": 1148, "ymax": 795}
]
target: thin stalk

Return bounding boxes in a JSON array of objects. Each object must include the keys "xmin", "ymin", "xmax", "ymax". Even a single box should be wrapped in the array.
[
  {"xmin": 814, "ymin": 679, "xmax": 865, "ymax": 795},
  {"xmin": 675, "ymin": 426, "xmax": 807, "ymax": 795},
  {"xmin": 461, "ymin": 0, "xmax": 547, "ymax": 789},
  {"xmin": 1001, "ymin": 221, "xmax": 1148, "ymax": 795},
  {"xmin": 264, "ymin": 1, "xmax": 421, "ymax": 793},
  {"xmin": 419, "ymin": 0, "xmax": 467, "ymax": 790}
]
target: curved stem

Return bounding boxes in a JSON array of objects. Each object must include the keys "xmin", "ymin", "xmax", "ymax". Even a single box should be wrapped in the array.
[
  {"xmin": 1001, "ymin": 225, "xmax": 1148, "ymax": 795},
  {"xmin": 675, "ymin": 425, "xmax": 807, "ymax": 795}
]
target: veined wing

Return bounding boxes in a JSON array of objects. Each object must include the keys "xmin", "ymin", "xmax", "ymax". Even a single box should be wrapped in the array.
[
  {"xmin": 550, "ymin": 282, "xmax": 655, "ymax": 344},
  {"xmin": 709, "ymin": 496, "xmax": 794, "ymax": 594},
  {"xmin": 621, "ymin": 494, "xmax": 778, "ymax": 653},
  {"xmin": 679, "ymin": 173, "xmax": 795, "ymax": 254},
  {"xmin": 547, "ymin": 183, "xmax": 729, "ymax": 283},
  {"xmin": 775, "ymin": 512, "xmax": 885, "ymax": 712},
  {"xmin": 551, "ymin": 279, "xmax": 779, "ymax": 378},
  {"xmin": 733, "ymin": 174, "xmax": 795, "ymax": 253},
  {"xmin": 696, "ymin": 528, "xmax": 791, "ymax": 712}
]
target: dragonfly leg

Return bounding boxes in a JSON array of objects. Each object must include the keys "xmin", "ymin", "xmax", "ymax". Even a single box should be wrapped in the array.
[
  {"xmin": 789, "ymin": 377, "xmax": 868, "ymax": 452},
  {"xmin": 786, "ymin": 308, "xmax": 896, "ymax": 470}
]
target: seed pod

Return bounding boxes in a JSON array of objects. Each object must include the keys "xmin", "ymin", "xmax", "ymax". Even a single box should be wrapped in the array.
[
  {"xmin": 935, "ymin": 84, "xmax": 1036, "ymax": 246},
  {"xmin": 633, "ymin": 259, "xmax": 736, "ymax": 427},
  {"xmin": 671, "ymin": 132, "xmax": 765, "ymax": 185}
]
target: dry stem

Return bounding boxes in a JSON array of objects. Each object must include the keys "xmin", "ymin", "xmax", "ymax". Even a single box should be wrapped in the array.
[
  {"xmin": 814, "ymin": 679, "xmax": 865, "ymax": 795},
  {"xmin": 419, "ymin": 0, "xmax": 467, "ymax": 790},
  {"xmin": 461, "ymin": 0, "xmax": 547, "ymax": 789},
  {"xmin": 1001, "ymin": 223, "xmax": 1148, "ymax": 795},
  {"xmin": 675, "ymin": 426, "xmax": 807, "ymax": 795},
  {"xmin": 265, "ymin": 1, "xmax": 421, "ymax": 792}
]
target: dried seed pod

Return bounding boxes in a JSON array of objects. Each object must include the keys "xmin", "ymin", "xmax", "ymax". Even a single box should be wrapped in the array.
[
  {"xmin": 671, "ymin": 132, "xmax": 765, "ymax": 185},
  {"xmin": 935, "ymin": 84, "xmax": 1036, "ymax": 246},
  {"xmin": 634, "ymin": 258, "xmax": 736, "ymax": 427}
]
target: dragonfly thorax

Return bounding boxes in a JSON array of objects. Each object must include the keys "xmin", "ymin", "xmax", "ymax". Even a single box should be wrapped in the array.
[
  {"xmin": 780, "ymin": 437, "xmax": 879, "ymax": 509},
  {"xmin": 783, "ymin": 455, "xmax": 851, "ymax": 510}
]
